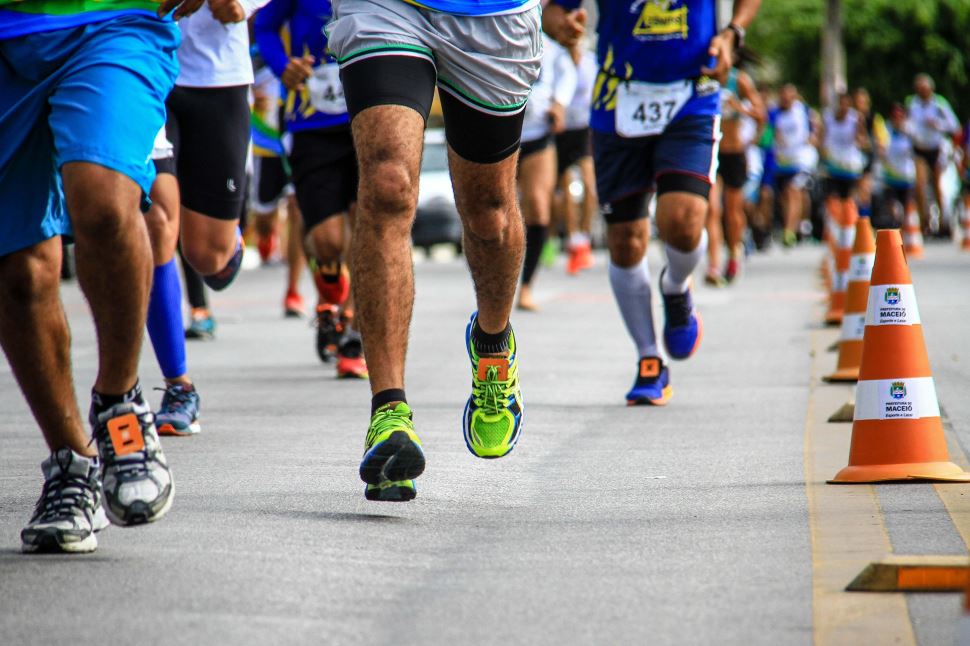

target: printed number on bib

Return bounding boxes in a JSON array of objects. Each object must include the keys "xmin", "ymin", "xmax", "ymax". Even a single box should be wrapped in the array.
[
  {"xmin": 616, "ymin": 80, "xmax": 692, "ymax": 138},
  {"xmin": 307, "ymin": 63, "xmax": 346, "ymax": 115}
]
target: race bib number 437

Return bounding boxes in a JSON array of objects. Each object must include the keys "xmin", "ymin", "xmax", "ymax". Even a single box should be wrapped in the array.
[{"xmin": 615, "ymin": 79, "xmax": 693, "ymax": 138}]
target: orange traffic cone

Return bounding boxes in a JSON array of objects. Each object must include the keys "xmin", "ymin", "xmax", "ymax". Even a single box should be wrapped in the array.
[
  {"xmin": 830, "ymin": 229, "xmax": 970, "ymax": 483},
  {"xmin": 824, "ymin": 216, "xmax": 875, "ymax": 382},
  {"xmin": 901, "ymin": 201, "xmax": 924, "ymax": 258},
  {"xmin": 824, "ymin": 201, "xmax": 858, "ymax": 325}
]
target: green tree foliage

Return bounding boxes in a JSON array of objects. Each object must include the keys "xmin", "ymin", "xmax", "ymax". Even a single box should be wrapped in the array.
[{"xmin": 749, "ymin": 0, "xmax": 970, "ymax": 118}]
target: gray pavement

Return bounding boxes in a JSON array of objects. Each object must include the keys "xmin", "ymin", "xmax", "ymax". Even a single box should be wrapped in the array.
[{"xmin": 0, "ymin": 240, "xmax": 967, "ymax": 645}]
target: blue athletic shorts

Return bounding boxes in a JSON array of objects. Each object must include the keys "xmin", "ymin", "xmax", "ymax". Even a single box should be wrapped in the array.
[
  {"xmin": 0, "ymin": 14, "xmax": 179, "ymax": 258},
  {"xmin": 592, "ymin": 114, "xmax": 720, "ymax": 224}
]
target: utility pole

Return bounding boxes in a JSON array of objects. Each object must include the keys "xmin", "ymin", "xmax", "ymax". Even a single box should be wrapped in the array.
[{"xmin": 821, "ymin": 0, "xmax": 847, "ymax": 108}]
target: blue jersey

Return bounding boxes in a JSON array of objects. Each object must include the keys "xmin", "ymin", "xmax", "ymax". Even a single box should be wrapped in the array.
[
  {"xmin": 253, "ymin": 0, "xmax": 349, "ymax": 133},
  {"xmin": 554, "ymin": 0, "xmax": 720, "ymax": 134}
]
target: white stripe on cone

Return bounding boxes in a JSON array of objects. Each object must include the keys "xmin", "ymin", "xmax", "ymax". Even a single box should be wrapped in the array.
[
  {"xmin": 847, "ymin": 253, "xmax": 875, "ymax": 281},
  {"xmin": 854, "ymin": 377, "xmax": 941, "ymax": 421},
  {"xmin": 839, "ymin": 313, "xmax": 866, "ymax": 341},
  {"xmin": 865, "ymin": 284, "xmax": 921, "ymax": 326}
]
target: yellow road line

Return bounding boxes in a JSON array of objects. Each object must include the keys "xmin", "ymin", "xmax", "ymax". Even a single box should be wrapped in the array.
[{"xmin": 806, "ymin": 327, "xmax": 917, "ymax": 646}]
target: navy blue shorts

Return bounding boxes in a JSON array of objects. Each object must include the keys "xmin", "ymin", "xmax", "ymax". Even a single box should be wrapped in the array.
[{"xmin": 592, "ymin": 114, "xmax": 719, "ymax": 224}]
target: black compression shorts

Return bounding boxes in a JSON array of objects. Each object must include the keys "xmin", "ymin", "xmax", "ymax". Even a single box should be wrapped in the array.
[{"xmin": 288, "ymin": 127, "xmax": 358, "ymax": 231}]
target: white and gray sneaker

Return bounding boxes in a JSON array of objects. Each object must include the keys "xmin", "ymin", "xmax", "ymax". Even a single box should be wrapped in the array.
[
  {"xmin": 90, "ymin": 399, "xmax": 174, "ymax": 526},
  {"xmin": 21, "ymin": 448, "xmax": 110, "ymax": 553}
]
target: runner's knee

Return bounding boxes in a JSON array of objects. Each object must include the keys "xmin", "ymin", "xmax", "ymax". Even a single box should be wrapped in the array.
[
  {"xmin": 0, "ymin": 243, "xmax": 61, "ymax": 307},
  {"xmin": 358, "ymin": 160, "xmax": 418, "ymax": 223}
]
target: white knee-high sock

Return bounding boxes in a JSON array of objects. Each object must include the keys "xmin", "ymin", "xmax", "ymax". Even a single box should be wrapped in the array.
[
  {"xmin": 609, "ymin": 259, "xmax": 659, "ymax": 358},
  {"xmin": 662, "ymin": 229, "xmax": 708, "ymax": 294}
]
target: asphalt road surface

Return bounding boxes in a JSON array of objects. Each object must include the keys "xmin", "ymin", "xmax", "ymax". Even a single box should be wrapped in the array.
[{"xmin": 2, "ymin": 240, "xmax": 969, "ymax": 645}]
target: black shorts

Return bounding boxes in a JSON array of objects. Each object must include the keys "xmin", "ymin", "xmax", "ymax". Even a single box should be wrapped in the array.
[
  {"xmin": 593, "ymin": 114, "xmax": 718, "ymax": 224},
  {"xmin": 255, "ymin": 156, "xmax": 290, "ymax": 207},
  {"xmin": 166, "ymin": 85, "xmax": 251, "ymax": 221},
  {"xmin": 825, "ymin": 177, "xmax": 856, "ymax": 199},
  {"xmin": 717, "ymin": 151, "xmax": 747, "ymax": 189},
  {"xmin": 885, "ymin": 185, "xmax": 912, "ymax": 206},
  {"xmin": 555, "ymin": 127, "xmax": 591, "ymax": 176},
  {"xmin": 288, "ymin": 127, "xmax": 358, "ymax": 231},
  {"xmin": 913, "ymin": 146, "xmax": 940, "ymax": 169},
  {"xmin": 339, "ymin": 55, "xmax": 526, "ymax": 165},
  {"xmin": 153, "ymin": 156, "xmax": 176, "ymax": 177},
  {"xmin": 519, "ymin": 135, "xmax": 552, "ymax": 160}
]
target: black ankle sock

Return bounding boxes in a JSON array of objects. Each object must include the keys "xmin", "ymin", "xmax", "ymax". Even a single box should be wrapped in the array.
[
  {"xmin": 91, "ymin": 381, "xmax": 143, "ymax": 412},
  {"xmin": 521, "ymin": 224, "xmax": 548, "ymax": 286},
  {"xmin": 371, "ymin": 389, "xmax": 407, "ymax": 414},
  {"xmin": 472, "ymin": 319, "xmax": 511, "ymax": 354}
]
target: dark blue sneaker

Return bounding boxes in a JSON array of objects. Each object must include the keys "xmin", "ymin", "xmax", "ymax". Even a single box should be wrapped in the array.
[
  {"xmin": 660, "ymin": 268, "xmax": 703, "ymax": 360},
  {"xmin": 155, "ymin": 383, "xmax": 201, "ymax": 436},
  {"xmin": 625, "ymin": 356, "xmax": 672, "ymax": 406},
  {"xmin": 203, "ymin": 233, "xmax": 244, "ymax": 291}
]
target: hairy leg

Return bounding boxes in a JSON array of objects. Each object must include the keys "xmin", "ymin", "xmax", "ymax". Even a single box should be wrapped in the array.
[
  {"xmin": 450, "ymin": 148, "xmax": 524, "ymax": 333},
  {"xmin": 62, "ymin": 161, "xmax": 151, "ymax": 395},
  {"xmin": 350, "ymin": 105, "xmax": 424, "ymax": 393},
  {"xmin": 0, "ymin": 238, "xmax": 94, "ymax": 456},
  {"xmin": 180, "ymin": 205, "xmax": 239, "ymax": 275}
]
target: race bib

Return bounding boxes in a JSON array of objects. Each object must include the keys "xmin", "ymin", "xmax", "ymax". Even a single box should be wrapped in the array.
[
  {"xmin": 615, "ymin": 80, "xmax": 693, "ymax": 138},
  {"xmin": 307, "ymin": 63, "xmax": 347, "ymax": 115}
]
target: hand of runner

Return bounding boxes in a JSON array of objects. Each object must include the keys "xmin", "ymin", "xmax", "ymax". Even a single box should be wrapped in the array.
[
  {"xmin": 548, "ymin": 102, "xmax": 566, "ymax": 135},
  {"xmin": 157, "ymin": 0, "xmax": 205, "ymax": 19},
  {"xmin": 208, "ymin": 0, "xmax": 246, "ymax": 23},
  {"xmin": 282, "ymin": 54, "xmax": 316, "ymax": 91},
  {"xmin": 542, "ymin": 4, "xmax": 586, "ymax": 47},
  {"xmin": 700, "ymin": 31, "xmax": 735, "ymax": 83}
]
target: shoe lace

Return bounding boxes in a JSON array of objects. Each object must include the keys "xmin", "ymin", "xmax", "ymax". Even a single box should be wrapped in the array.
[
  {"xmin": 92, "ymin": 409, "xmax": 155, "ymax": 480},
  {"xmin": 366, "ymin": 407, "xmax": 411, "ymax": 447},
  {"xmin": 31, "ymin": 472, "xmax": 94, "ymax": 523},
  {"xmin": 664, "ymin": 291, "xmax": 692, "ymax": 328},
  {"xmin": 155, "ymin": 385, "xmax": 193, "ymax": 413},
  {"xmin": 473, "ymin": 364, "xmax": 514, "ymax": 416}
]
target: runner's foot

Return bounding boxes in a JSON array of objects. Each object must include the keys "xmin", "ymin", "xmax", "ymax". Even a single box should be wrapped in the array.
[
  {"xmin": 90, "ymin": 398, "xmax": 174, "ymax": 526},
  {"xmin": 284, "ymin": 289, "xmax": 305, "ymax": 318},
  {"xmin": 625, "ymin": 356, "xmax": 672, "ymax": 406},
  {"xmin": 155, "ymin": 383, "xmax": 201, "ymax": 436},
  {"xmin": 315, "ymin": 305, "xmax": 341, "ymax": 363},
  {"xmin": 660, "ymin": 268, "xmax": 702, "ymax": 361},
  {"xmin": 359, "ymin": 403, "xmax": 424, "ymax": 501},
  {"xmin": 21, "ymin": 448, "xmax": 109, "ymax": 554},
  {"xmin": 185, "ymin": 307, "xmax": 216, "ymax": 341},
  {"xmin": 463, "ymin": 313, "xmax": 523, "ymax": 459}
]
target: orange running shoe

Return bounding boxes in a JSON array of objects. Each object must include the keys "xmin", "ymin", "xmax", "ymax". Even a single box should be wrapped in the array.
[{"xmin": 283, "ymin": 290, "xmax": 304, "ymax": 318}]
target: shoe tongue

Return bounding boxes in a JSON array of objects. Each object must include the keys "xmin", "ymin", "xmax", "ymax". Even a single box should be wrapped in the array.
[
  {"xmin": 43, "ymin": 448, "xmax": 93, "ymax": 480},
  {"xmin": 377, "ymin": 402, "xmax": 410, "ymax": 416},
  {"xmin": 639, "ymin": 357, "xmax": 662, "ymax": 379}
]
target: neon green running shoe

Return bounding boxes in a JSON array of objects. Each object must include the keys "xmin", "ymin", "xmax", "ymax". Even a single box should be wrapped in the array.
[
  {"xmin": 540, "ymin": 237, "xmax": 560, "ymax": 267},
  {"xmin": 359, "ymin": 402, "xmax": 424, "ymax": 502},
  {"xmin": 462, "ymin": 313, "xmax": 523, "ymax": 459}
]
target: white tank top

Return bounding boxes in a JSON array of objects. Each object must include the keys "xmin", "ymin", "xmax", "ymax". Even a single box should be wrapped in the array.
[{"xmin": 823, "ymin": 108, "xmax": 863, "ymax": 175}]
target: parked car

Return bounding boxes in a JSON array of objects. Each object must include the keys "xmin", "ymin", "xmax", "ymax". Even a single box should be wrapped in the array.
[{"xmin": 413, "ymin": 129, "xmax": 463, "ymax": 254}]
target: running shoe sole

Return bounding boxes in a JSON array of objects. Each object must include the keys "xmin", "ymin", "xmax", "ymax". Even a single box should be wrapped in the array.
[
  {"xmin": 365, "ymin": 479, "xmax": 416, "ymax": 502},
  {"xmin": 157, "ymin": 420, "xmax": 202, "ymax": 437},
  {"xmin": 21, "ymin": 529, "xmax": 98, "ymax": 554},
  {"xmin": 626, "ymin": 385, "xmax": 673, "ymax": 407},
  {"xmin": 359, "ymin": 431, "xmax": 425, "ymax": 486}
]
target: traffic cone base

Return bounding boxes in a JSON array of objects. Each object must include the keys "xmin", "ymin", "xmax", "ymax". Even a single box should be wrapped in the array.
[
  {"xmin": 830, "ymin": 461, "xmax": 970, "ymax": 483},
  {"xmin": 829, "ymin": 229, "xmax": 967, "ymax": 484}
]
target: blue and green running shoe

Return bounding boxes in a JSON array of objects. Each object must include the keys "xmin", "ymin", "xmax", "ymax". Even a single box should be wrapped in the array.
[
  {"xmin": 359, "ymin": 402, "xmax": 424, "ymax": 502},
  {"xmin": 463, "ymin": 313, "xmax": 523, "ymax": 459}
]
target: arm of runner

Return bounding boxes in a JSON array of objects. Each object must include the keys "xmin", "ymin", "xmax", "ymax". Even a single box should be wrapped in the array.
[
  {"xmin": 237, "ymin": 0, "xmax": 272, "ymax": 18},
  {"xmin": 252, "ymin": 0, "xmax": 291, "ymax": 79},
  {"xmin": 543, "ymin": 1, "xmax": 587, "ymax": 48},
  {"xmin": 938, "ymin": 97, "xmax": 960, "ymax": 135},
  {"xmin": 207, "ymin": 0, "xmax": 246, "ymax": 23},
  {"xmin": 701, "ymin": 0, "xmax": 762, "ymax": 82},
  {"xmin": 157, "ymin": 0, "xmax": 206, "ymax": 19},
  {"xmin": 737, "ymin": 70, "xmax": 765, "ymax": 126}
]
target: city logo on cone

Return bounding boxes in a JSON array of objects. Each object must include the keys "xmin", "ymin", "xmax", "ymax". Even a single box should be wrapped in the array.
[
  {"xmin": 884, "ymin": 287, "xmax": 901, "ymax": 305},
  {"xmin": 890, "ymin": 381, "xmax": 906, "ymax": 400}
]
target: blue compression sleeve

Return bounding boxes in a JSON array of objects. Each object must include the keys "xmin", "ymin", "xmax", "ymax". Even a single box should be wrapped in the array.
[{"xmin": 147, "ymin": 258, "xmax": 187, "ymax": 380}]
